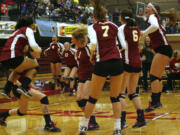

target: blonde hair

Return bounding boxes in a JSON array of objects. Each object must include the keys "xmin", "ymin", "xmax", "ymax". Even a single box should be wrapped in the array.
[
  {"xmin": 64, "ymin": 41, "xmax": 70, "ymax": 45},
  {"xmin": 72, "ymin": 25, "xmax": 88, "ymax": 47}
]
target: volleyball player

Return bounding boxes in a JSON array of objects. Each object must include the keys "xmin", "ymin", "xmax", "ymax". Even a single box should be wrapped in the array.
[
  {"xmin": 61, "ymin": 42, "xmax": 78, "ymax": 96},
  {"xmin": 0, "ymin": 16, "xmax": 41, "ymax": 98},
  {"xmin": 72, "ymin": 26, "xmax": 99, "ymax": 131},
  {"xmin": 0, "ymin": 69, "xmax": 61, "ymax": 132},
  {"xmin": 44, "ymin": 36, "xmax": 64, "ymax": 90},
  {"xmin": 118, "ymin": 9, "xmax": 146, "ymax": 128},
  {"xmin": 78, "ymin": 0, "xmax": 124, "ymax": 134},
  {"xmin": 141, "ymin": 3, "xmax": 174, "ymax": 112}
]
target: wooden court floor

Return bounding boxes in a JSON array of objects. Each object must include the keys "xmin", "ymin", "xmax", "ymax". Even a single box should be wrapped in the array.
[{"xmin": 0, "ymin": 90, "xmax": 180, "ymax": 135}]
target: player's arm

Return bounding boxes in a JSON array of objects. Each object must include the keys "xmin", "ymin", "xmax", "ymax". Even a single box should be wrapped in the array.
[
  {"xmin": 141, "ymin": 14, "xmax": 159, "ymax": 36},
  {"xmin": 89, "ymin": 43, "xmax": 96, "ymax": 64},
  {"xmin": 88, "ymin": 25, "xmax": 97, "ymax": 64},
  {"xmin": 118, "ymin": 25, "xmax": 128, "ymax": 51},
  {"xmin": 26, "ymin": 28, "xmax": 42, "ymax": 53}
]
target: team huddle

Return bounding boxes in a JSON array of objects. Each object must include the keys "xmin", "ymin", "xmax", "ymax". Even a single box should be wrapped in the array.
[{"xmin": 0, "ymin": 0, "xmax": 176, "ymax": 135}]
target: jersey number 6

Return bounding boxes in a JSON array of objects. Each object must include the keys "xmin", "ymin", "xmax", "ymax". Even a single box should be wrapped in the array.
[{"xmin": 132, "ymin": 30, "xmax": 138, "ymax": 42}]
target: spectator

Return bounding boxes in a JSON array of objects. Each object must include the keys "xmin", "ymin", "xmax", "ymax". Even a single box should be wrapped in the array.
[
  {"xmin": 80, "ymin": 11, "xmax": 88, "ymax": 24},
  {"xmin": 112, "ymin": 8, "xmax": 120, "ymax": 26},
  {"xmin": 21, "ymin": 2, "xmax": 27, "ymax": 15},
  {"xmin": 66, "ymin": 0, "xmax": 71, "ymax": 8},
  {"xmin": 141, "ymin": 36, "xmax": 154, "ymax": 92},
  {"xmin": 165, "ymin": 50, "xmax": 180, "ymax": 92},
  {"xmin": 87, "ymin": 14, "xmax": 94, "ymax": 25},
  {"xmin": 36, "ymin": 1, "xmax": 46, "ymax": 17}
]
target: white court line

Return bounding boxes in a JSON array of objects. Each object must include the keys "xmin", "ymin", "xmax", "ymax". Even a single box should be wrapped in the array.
[{"xmin": 152, "ymin": 112, "xmax": 170, "ymax": 120}]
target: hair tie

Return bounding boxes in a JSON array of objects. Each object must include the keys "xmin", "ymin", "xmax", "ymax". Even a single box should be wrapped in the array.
[
  {"xmin": 148, "ymin": 3, "xmax": 158, "ymax": 14},
  {"xmin": 125, "ymin": 16, "xmax": 130, "ymax": 19}
]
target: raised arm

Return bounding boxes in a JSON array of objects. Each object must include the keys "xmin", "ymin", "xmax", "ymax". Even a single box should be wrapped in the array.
[
  {"xmin": 26, "ymin": 28, "xmax": 42, "ymax": 53},
  {"xmin": 142, "ymin": 14, "xmax": 159, "ymax": 36}
]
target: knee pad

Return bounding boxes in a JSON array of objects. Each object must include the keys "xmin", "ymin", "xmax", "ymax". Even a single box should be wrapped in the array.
[
  {"xmin": 62, "ymin": 76, "xmax": 68, "ymax": 80},
  {"xmin": 77, "ymin": 99, "xmax": 88, "ymax": 107},
  {"xmin": 57, "ymin": 74, "xmax": 61, "ymax": 78},
  {"xmin": 150, "ymin": 75, "xmax": 161, "ymax": 83},
  {"xmin": 69, "ymin": 77, "xmax": 74, "ymax": 82},
  {"xmin": 128, "ymin": 93, "xmax": 139, "ymax": 100},
  {"xmin": 88, "ymin": 96, "xmax": 97, "ymax": 104},
  {"xmin": 17, "ymin": 109, "xmax": 25, "ymax": 116},
  {"xmin": 40, "ymin": 96, "xmax": 49, "ymax": 105},
  {"xmin": 110, "ymin": 96, "xmax": 120, "ymax": 103},
  {"xmin": 119, "ymin": 93, "xmax": 126, "ymax": 99}
]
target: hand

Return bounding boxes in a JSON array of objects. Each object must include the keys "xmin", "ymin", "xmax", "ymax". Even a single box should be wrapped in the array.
[
  {"xmin": 44, "ymin": 52, "xmax": 47, "ymax": 56},
  {"xmin": 90, "ymin": 44, "xmax": 96, "ymax": 64},
  {"xmin": 140, "ymin": 31, "xmax": 144, "ymax": 36},
  {"xmin": 151, "ymin": 49, "xmax": 155, "ymax": 54},
  {"xmin": 23, "ymin": 45, "xmax": 29, "ymax": 53},
  {"xmin": 90, "ymin": 56, "xmax": 95, "ymax": 64},
  {"xmin": 30, "ymin": 51, "xmax": 41, "ymax": 59}
]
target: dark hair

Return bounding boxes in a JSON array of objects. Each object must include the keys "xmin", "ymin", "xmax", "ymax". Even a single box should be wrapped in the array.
[
  {"xmin": 121, "ymin": 9, "xmax": 137, "ymax": 27},
  {"xmin": 91, "ymin": 0, "xmax": 107, "ymax": 21},
  {"xmin": 173, "ymin": 50, "xmax": 178, "ymax": 58},
  {"xmin": 15, "ymin": 16, "xmax": 34, "ymax": 30},
  {"xmin": 153, "ymin": 4, "xmax": 160, "ymax": 14}
]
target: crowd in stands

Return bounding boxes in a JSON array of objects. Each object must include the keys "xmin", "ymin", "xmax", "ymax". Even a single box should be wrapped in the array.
[{"xmin": 0, "ymin": 0, "xmax": 95, "ymax": 24}]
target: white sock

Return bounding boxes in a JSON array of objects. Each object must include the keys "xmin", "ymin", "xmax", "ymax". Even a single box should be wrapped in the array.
[
  {"xmin": 114, "ymin": 118, "xmax": 121, "ymax": 130},
  {"xmin": 79, "ymin": 117, "xmax": 89, "ymax": 128}
]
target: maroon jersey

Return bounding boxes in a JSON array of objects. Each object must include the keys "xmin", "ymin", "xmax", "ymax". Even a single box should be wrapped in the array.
[
  {"xmin": 146, "ymin": 14, "xmax": 170, "ymax": 49},
  {"xmin": 44, "ymin": 42, "xmax": 63, "ymax": 62},
  {"xmin": 0, "ymin": 27, "xmax": 29, "ymax": 62},
  {"xmin": 75, "ymin": 46, "xmax": 93, "ymax": 80},
  {"xmin": 119, "ymin": 24, "xmax": 142, "ymax": 68},
  {"xmin": 62, "ymin": 48, "xmax": 77, "ymax": 67},
  {"xmin": 88, "ymin": 21, "xmax": 121, "ymax": 62}
]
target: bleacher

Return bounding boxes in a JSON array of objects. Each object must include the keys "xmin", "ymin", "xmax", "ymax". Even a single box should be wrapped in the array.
[{"xmin": 38, "ymin": 52, "xmax": 50, "ymax": 74}]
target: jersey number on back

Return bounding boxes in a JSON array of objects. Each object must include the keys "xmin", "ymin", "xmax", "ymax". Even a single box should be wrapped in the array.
[
  {"xmin": 102, "ymin": 26, "xmax": 109, "ymax": 37},
  {"xmin": 132, "ymin": 30, "xmax": 138, "ymax": 42}
]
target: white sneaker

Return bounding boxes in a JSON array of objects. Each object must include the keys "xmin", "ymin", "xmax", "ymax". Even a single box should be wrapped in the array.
[
  {"xmin": 79, "ymin": 126, "xmax": 88, "ymax": 135},
  {"xmin": 113, "ymin": 129, "xmax": 121, "ymax": 135}
]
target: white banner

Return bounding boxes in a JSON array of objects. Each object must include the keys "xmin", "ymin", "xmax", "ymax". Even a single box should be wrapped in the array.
[
  {"xmin": 57, "ymin": 23, "xmax": 79, "ymax": 37},
  {"xmin": 0, "ymin": 21, "xmax": 16, "ymax": 39}
]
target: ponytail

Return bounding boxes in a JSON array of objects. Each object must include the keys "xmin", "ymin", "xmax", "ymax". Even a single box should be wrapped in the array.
[
  {"xmin": 124, "ymin": 16, "xmax": 137, "ymax": 27},
  {"xmin": 15, "ymin": 16, "xmax": 34, "ymax": 30},
  {"xmin": 91, "ymin": 0, "xmax": 107, "ymax": 21},
  {"xmin": 121, "ymin": 9, "xmax": 137, "ymax": 27}
]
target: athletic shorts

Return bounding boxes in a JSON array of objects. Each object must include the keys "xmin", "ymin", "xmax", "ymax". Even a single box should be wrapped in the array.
[
  {"xmin": 78, "ymin": 77, "xmax": 91, "ymax": 83},
  {"xmin": 51, "ymin": 59, "xmax": 62, "ymax": 64},
  {"xmin": 1, "ymin": 56, "xmax": 24, "ymax": 70},
  {"xmin": 154, "ymin": 45, "xmax": 173, "ymax": 58},
  {"xmin": 67, "ymin": 64, "xmax": 78, "ymax": 69},
  {"xmin": 94, "ymin": 59, "xmax": 124, "ymax": 77},
  {"xmin": 123, "ymin": 63, "xmax": 141, "ymax": 73}
]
